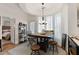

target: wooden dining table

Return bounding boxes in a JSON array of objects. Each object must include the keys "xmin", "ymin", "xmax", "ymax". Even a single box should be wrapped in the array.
[{"xmin": 28, "ymin": 33, "xmax": 53, "ymax": 52}]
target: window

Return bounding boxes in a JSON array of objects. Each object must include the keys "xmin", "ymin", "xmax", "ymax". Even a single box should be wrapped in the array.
[
  {"xmin": 54, "ymin": 13, "xmax": 62, "ymax": 45},
  {"xmin": 38, "ymin": 17, "xmax": 43, "ymax": 33},
  {"xmin": 46, "ymin": 16, "xmax": 53, "ymax": 30},
  {"xmin": 30, "ymin": 22, "xmax": 35, "ymax": 33},
  {"xmin": 38, "ymin": 16, "xmax": 54, "ymax": 32}
]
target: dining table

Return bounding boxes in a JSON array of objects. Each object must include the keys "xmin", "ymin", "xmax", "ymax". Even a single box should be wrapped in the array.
[{"xmin": 28, "ymin": 33, "xmax": 54, "ymax": 52}]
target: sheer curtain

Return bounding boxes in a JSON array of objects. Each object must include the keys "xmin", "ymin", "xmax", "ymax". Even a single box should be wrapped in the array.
[
  {"xmin": 54, "ymin": 13, "xmax": 62, "ymax": 46},
  {"xmin": 38, "ymin": 17, "xmax": 43, "ymax": 33},
  {"xmin": 46, "ymin": 16, "xmax": 53, "ymax": 30}
]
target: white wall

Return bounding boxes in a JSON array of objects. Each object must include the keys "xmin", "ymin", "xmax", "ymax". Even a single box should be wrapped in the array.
[
  {"xmin": 61, "ymin": 4, "xmax": 78, "ymax": 52},
  {"xmin": 27, "ymin": 15, "xmax": 38, "ymax": 33},
  {"xmin": 57, "ymin": 3, "xmax": 78, "ymax": 40},
  {"xmin": 53, "ymin": 4, "xmax": 69, "ymax": 48},
  {"xmin": 68, "ymin": 4, "xmax": 78, "ymax": 36},
  {"xmin": 0, "ymin": 3, "xmax": 35, "ymax": 44},
  {"xmin": 61, "ymin": 4, "xmax": 68, "ymax": 34},
  {"xmin": 61, "ymin": 4, "xmax": 68, "ymax": 52}
]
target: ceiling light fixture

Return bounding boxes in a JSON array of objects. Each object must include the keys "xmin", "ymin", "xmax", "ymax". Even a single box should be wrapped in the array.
[
  {"xmin": 42, "ymin": 3, "xmax": 45, "ymax": 21},
  {"xmin": 40, "ymin": 3, "xmax": 47, "ymax": 25}
]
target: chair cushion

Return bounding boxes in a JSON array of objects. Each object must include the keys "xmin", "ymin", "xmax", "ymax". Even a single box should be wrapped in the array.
[
  {"xmin": 48, "ymin": 41, "xmax": 57, "ymax": 45},
  {"xmin": 31, "ymin": 44, "xmax": 40, "ymax": 51}
]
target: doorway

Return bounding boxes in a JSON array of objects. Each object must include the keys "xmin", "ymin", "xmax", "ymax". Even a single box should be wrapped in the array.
[{"xmin": 2, "ymin": 16, "xmax": 16, "ymax": 51}]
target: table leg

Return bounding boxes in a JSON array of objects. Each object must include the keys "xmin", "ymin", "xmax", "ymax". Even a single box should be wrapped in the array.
[
  {"xmin": 37, "ymin": 38, "xmax": 39, "ymax": 44},
  {"xmin": 47, "ymin": 38, "xmax": 48, "ymax": 48},
  {"xmin": 44, "ymin": 38, "xmax": 48, "ymax": 52}
]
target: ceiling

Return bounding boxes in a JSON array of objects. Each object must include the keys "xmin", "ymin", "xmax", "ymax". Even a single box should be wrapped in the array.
[{"xmin": 19, "ymin": 3, "xmax": 64, "ymax": 16}]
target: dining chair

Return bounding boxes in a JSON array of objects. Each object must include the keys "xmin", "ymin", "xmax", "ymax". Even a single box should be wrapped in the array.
[
  {"xmin": 27, "ymin": 34, "xmax": 40, "ymax": 55},
  {"xmin": 31, "ymin": 44, "xmax": 40, "ymax": 55},
  {"xmin": 48, "ymin": 40, "xmax": 58, "ymax": 54}
]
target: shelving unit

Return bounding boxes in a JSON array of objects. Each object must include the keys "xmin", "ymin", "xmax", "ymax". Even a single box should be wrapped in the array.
[{"xmin": 18, "ymin": 22, "xmax": 27, "ymax": 43}]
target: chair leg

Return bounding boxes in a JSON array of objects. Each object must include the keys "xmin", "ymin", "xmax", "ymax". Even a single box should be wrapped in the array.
[
  {"xmin": 36, "ymin": 51, "xmax": 40, "ymax": 55},
  {"xmin": 31, "ymin": 50, "xmax": 40, "ymax": 55},
  {"xmin": 52, "ymin": 45, "xmax": 54, "ymax": 54},
  {"xmin": 0, "ymin": 46, "xmax": 2, "ymax": 52},
  {"xmin": 38, "ymin": 51, "xmax": 40, "ymax": 55},
  {"xmin": 31, "ymin": 51, "xmax": 35, "ymax": 55},
  {"xmin": 31, "ymin": 51, "xmax": 33, "ymax": 55},
  {"xmin": 49, "ymin": 45, "xmax": 51, "ymax": 50},
  {"xmin": 1, "ymin": 48, "xmax": 2, "ymax": 52},
  {"xmin": 56, "ymin": 45, "xmax": 58, "ymax": 54},
  {"xmin": 31, "ymin": 52, "xmax": 33, "ymax": 55}
]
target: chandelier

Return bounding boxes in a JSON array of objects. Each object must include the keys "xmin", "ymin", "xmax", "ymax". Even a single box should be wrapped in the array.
[{"xmin": 40, "ymin": 3, "xmax": 47, "ymax": 25}]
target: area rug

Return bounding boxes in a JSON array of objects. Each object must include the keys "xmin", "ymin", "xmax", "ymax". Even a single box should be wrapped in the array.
[{"xmin": 2, "ymin": 43, "xmax": 16, "ymax": 52}]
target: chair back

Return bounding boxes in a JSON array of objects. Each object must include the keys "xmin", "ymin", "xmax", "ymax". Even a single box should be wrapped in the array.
[{"xmin": 28, "ymin": 37, "xmax": 37, "ymax": 47}]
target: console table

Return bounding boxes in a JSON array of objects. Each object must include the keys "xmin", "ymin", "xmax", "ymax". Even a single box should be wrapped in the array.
[{"xmin": 68, "ymin": 36, "xmax": 79, "ymax": 55}]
